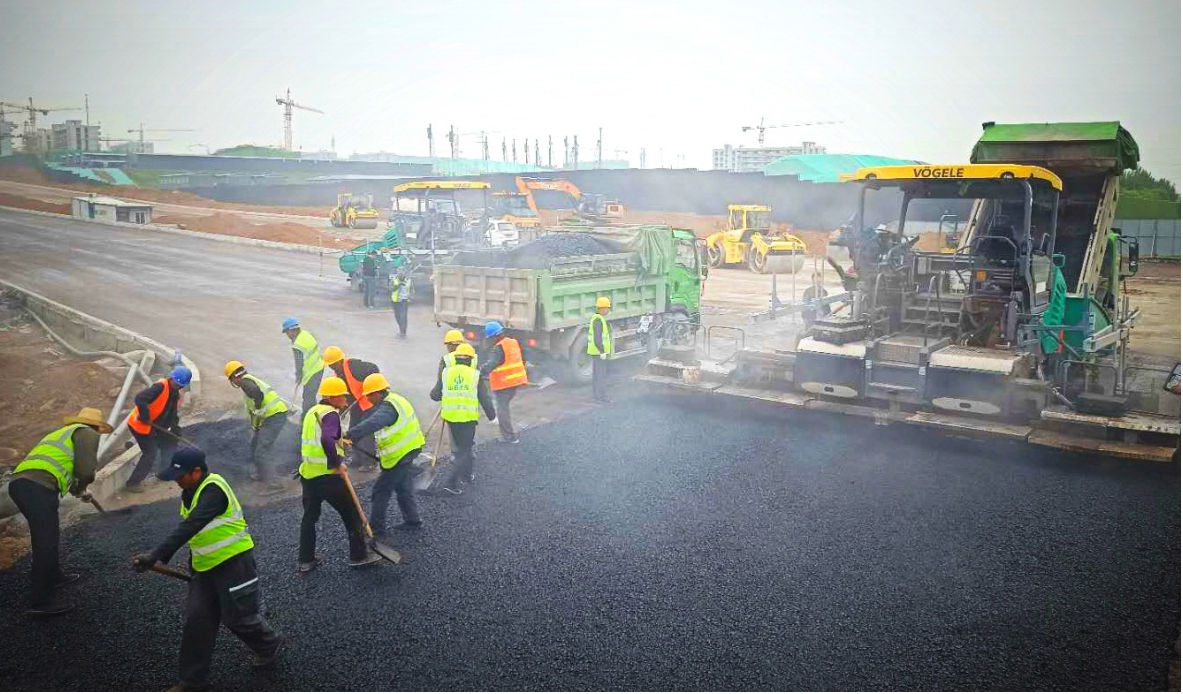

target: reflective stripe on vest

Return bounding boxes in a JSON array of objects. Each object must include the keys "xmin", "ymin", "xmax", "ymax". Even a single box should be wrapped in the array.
[
  {"xmin": 241, "ymin": 374, "xmax": 288, "ymax": 429},
  {"xmin": 181, "ymin": 473, "xmax": 254, "ymax": 572},
  {"xmin": 375, "ymin": 393, "xmax": 426, "ymax": 468},
  {"xmin": 341, "ymin": 359, "xmax": 374, "ymax": 411},
  {"xmin": 127, "ymin": 378, "xmax": 172, "ymax": 435},
  {"xmin": 299, "ymin": 404, "xmax": 341, "ymax": 479},
  {"xmin": 441, "ymin": 365, "xmax": 480, "ymax": 423},
  {"xmin": 489, "ymin": 337, "xmax": 528, "ymax": 391},
  {"xmin": 15, "ymin": 424, "xmax": 84, "ymax": 496},
  {"xmin": 293, "ymin": 329, "xmax": 325, "ymax": 386},
  {"xmin": 587, "ymin": 313, "xmax": 614, "ymax": 356}
]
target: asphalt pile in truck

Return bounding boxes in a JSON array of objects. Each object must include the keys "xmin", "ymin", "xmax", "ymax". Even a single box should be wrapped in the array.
[{"xmin": 454, "ymin": 233, "xmax": 622, "ymax": 269}]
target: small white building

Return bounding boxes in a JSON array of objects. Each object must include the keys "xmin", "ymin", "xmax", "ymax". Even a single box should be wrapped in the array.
[{"xmin": 71, "ymin": 195, "xmax": 153, "ymax": 225}]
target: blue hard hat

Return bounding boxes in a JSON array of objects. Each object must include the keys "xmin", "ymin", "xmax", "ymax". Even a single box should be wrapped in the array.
[
  {"xmin": 170, "ymin": 366, "xmax": 193, "ymax": 387},
  {"xmin": 484, "ymin": 321, "xmax": 504, "ymax": 338},
  {"xmin": 281, "ymin": 317, "xmax": 299, "ymax": 332}
]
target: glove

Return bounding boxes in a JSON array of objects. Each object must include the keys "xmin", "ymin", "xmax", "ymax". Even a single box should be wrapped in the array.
[
  {"xmin": 340, "ymin": 438, "xmax": 354, "ymax": 448},
  {"xmin": 600, "ymin": 354, "xmax": 608, "ymax": 361},
  {"xmin": 132, "ymin": 552, "xmax": 157, "ymax": 573}
]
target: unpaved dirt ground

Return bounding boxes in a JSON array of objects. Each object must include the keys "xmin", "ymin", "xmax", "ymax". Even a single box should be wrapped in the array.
[
  {"xmin": 1126, "ymin": 259, "xmax": 1180, "ymax": 358},
  {"xmin": 153, "ymin": 212, "xmax": 364, "ymax": 249}
]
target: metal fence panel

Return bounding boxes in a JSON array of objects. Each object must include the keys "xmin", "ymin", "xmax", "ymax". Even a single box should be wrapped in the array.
[{"xmin": 1114, "ymin": 218, "xmax": 1181, "ymax": 258}]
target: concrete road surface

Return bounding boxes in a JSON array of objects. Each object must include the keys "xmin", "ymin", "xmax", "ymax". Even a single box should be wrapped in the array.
[{"xmin": 0, "ymin": 397, "xmax": 1175, "ymax": 690}]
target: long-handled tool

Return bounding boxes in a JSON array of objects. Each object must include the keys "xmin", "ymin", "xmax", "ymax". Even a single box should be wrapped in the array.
[
  {"xmin": 413, "ymin": 415, "xmax": 449, "ymax": 492},
  {"xmin": 150, "ymin": 563, "xmax": 192, "ymax": 582},
  {"xmin": 81, "ymin": 493, "xmax": 132, "ymax": 516},
  {"xmin": 151, "ymin": 423, "xmax": 199, "ymax": 448},
  {"xmin": 340, "ymin": 468, "xmax": 401, "ymax": 565}
]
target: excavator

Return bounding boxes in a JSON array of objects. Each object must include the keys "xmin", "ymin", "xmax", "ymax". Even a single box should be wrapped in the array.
[
  {"xmin": 329, "ymin": 193, "xmax": 380, "ymax": 230},
  {"xmin": 705, "ymin": 204, "xmax": 807, "ymax": 274},
  {"xmin": 514, "ymin": 176, "xmax": 625, "ymax": 224},
  {"xmin": 641, "ymin": 121, "xmax": 1179, "ymax": 463}
]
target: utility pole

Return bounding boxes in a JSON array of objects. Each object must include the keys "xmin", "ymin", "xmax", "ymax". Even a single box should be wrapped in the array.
[
  {"xmin": 572, "ymin": 135, "xmax": 579, "ymax": 170},
  {"xmin": 84, "ymin": 93, "xmax": 89, "ymax": 129},
  {"xmin": 639, "ymin": 147, "xmax": 646, "ymax": 169},
  {"xmin": 548, "ymin": 135, "xmax": 553, "ymax": 168},
  {"xmin": 596, "ymin": 127, "xmax": 602, "ymax": 169},
  {"xmin": 563, "ymin": 136, "xmax": 569, "ymax": 168},
  {"xmin": 524, "ymin": 137, "xmax": 529, "ymax": 164},
  {"xmin": 447, "ymin": 125, "xmax": 456, "ymax": 158},
  {"xmin": 482, "ymin": 133, "xmax": 489, "ymax": 160},
  {"xmin": 502, "ymin": 137, "xmax": 507, "ymax": 161},
  {"xmin": 427, "ymin": 124, "xmax": 434, "ymax": 158},
  {"xmin": 534, "ymin": 140, "xmax": 540, "ymax": 167},
  {"xmin": 512, "ymin": 138, "xmax": 517, "ymax": 162}
]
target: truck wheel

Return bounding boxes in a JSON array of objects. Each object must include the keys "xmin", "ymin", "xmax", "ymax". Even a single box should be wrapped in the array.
[
  {"xmin": 561, "ymin": 336, "xmax": 595, "ymax": 386},
  {"xmin": 707, "ymin": 243, "xmax": 725, "ymax": 268}
]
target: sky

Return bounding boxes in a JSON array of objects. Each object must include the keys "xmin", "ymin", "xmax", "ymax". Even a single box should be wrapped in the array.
[{"xmin": 3, "ymin": 0, "xmax": 1180, "ymax": 181}]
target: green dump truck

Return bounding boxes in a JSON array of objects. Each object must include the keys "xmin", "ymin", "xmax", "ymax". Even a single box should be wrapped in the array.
[{"xmin": 433, "ymin": 225, "xmax": 707, "ymax": 383}]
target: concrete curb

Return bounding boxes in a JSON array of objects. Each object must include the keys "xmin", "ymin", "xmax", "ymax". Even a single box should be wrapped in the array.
[
  {"xmin": 0, "ymin": 204, "xmax": 347, "ymax": 256},
  {"xmin": 0, "ymin": 281, "xmax": 201, "ymax": 516}
]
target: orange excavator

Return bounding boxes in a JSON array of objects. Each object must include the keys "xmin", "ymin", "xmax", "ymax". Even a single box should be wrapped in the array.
[{"xmin": 514, "ymin": 176, "xmax": 625, "ymax": 224}]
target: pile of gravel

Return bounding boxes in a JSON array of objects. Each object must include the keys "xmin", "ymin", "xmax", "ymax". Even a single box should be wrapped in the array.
[{"xmin": 454, "ymin": 233, "xmax": 621, "ymax": 269}]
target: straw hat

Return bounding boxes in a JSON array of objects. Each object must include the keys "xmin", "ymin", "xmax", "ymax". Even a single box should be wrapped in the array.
[{"xmin": 63, "ymin": 407, "xmax": 114, "ymax": 434}]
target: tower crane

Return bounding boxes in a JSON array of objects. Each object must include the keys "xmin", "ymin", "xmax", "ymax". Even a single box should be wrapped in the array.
[
  {"xmin": 274, "ymin": 88, "xmax": 323, "ymax": 151},
  {"xmin": 0, "ymin": 98, "xmax": 82, "ymax": 154},
  {"xmin": 740, "ymin": 118, "xmax": 843, "ymax": 146},
  {"xmin": 127, "ymin": 124, "xmax": 195, "ymax": 150}
]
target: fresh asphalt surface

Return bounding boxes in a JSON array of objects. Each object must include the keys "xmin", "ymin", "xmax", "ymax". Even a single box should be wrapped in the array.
[{"xmin": 0, "ymin": 395, "xmax": 1177, "ymax": 691}]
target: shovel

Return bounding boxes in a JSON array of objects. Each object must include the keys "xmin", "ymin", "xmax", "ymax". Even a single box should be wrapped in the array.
[
  {"xmin": 340, "ymin": 467, "xmax": 401, "ymax": 565},
  {"xmin": 413, "ymin": 415, "xmax": 449, "ymax": 492},
  {"xmin": 80, "ymin": 493, "xmax": 132, "ymax": 516},
  {"xmin": 150, "ymin": 563, "xmax": 192, "ymax": 582},
  {"xmin": 151, "ymin": 423, "xmax": 200, "ymax": 448}
]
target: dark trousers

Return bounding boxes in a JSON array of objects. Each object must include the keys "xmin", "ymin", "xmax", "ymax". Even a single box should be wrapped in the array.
[
  {"xmin": 392, "ymin": 301, "xmax": 409, "ymax": 337},
  {"xmin": 127, "ymin": 430, "xmax": 177, "ymax": 486},
  {"xmin": 592, "ymin": 357, "xmax": 609, "ymax": 402},
  {"xmin": 445, "ymin": 421, "xmax": 477, "ymax": 486},
  {"xmin": 299, "ymin": 474, "xmax": 367, "ymax": 562},
  {"xmin": 249, "ymin": 416, "xmax": 287, "ymax": 481},
  {"xmin": 301, "ymin": 371, "xmax": 323, "ymax": 416},
  {"xmin": 493, "ymin": 386, "xmax": 517, "ymax": 439},
  {"xmin": 370, "ymin": 448, "xmax": 422, "ymax": 532},
  {"xmin": 8, "ymin": 478, "xmax": 62, "ymax": 607},
  {"xmin": 179, "ymin": 550, "xmax": 278, "ymax": 686},
  {"xmin": 362, "ymin": 275, "xmax": 378, "ymax": 308}
]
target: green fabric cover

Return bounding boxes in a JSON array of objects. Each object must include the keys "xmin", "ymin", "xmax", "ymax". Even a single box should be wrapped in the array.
[
  {"xmin": 1040, "ymin": 263, "xmax": 1068, "ymax": 354},
  {"xmin": 763, "ymin": 153, "xmax": 922, "ymax": 181}
]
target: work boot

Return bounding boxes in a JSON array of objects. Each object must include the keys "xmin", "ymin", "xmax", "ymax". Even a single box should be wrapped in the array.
[
  {"xmin": 349, "ymin": 551, "xmax": 382, "ymax": 568},
  {"xmin": 499, "ymin": 435, "xmax": 521, "ymax": 444},
  {"xmin": 396, "ymin": 520, "xmax": 423, "ymax": 530},
  {"xmin": 252, "ymin": 639, "xmax": 283, "ymax": 669},
  {"xmin": 122, "ymin": 483, "xmax": 145, "ymax": 494},
  {"xmin": 26, "ymin": 600, "xmax": 76, "ymax": 619},
  {"xmin": 297, "ymin": 554, "xmax": 322, "ymax": 574}
]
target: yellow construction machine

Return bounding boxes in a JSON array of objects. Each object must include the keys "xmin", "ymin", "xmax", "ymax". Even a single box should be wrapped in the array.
[
  {"xmin": 330, "ymin": 193, "xmax": 380, "ymax": 230},
  {"xmin": 705, "ymin": 204, "xmax": 806, "ymax": 274}
]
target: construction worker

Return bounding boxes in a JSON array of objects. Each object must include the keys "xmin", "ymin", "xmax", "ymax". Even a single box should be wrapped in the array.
[
  {"xmin": 342, "ymin": 374, "xmax": 425, "ymax": 533},
  {"xmin": 132, "ymin": 448, "xmax": 280, "ymax": 690},
  {"xmin": 479, "ymin": 320, "xmax": 528, "ymax": 443},
  {"xmin": 801, "ymin": 271, "xmax": 831, "ymax": 326},
  {"xmin": 390, "ymin": 266, "xmax": 412, "ymax": 339},
  {"xmin": 224, "ymin": 360, "xmax": 289, "ymax": 490},
  {"xmin": 361, "ymin": 250, "xmax": 379, "ymax": 309},
  {"xmin": 587, "ymin": 296, "xmax": 614, "ymax": 404},
  {"xmin": 323, "ymin": 345, "xmax": 381, "ymax": 471},
  {"xmin": 297, "ymin": 376, "xmax": 379, "ymax": 571},
  {"xmin": 282, "ymin": 317, "xmax": 325, "ymax": 414},
  {"xmin": 431, "ymin": 343, "xmax": 496, "ymax": 496},
  {"xmin": 124, "ymin": 365, "xmax": 192, "ymax": 493},
  {"xmin": 8, "ymin": 407, "xmax": 112, "ymax": 617}
]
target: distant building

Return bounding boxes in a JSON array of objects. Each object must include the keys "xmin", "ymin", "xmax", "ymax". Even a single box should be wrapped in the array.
[
  {"xmin": 31, "ymin": 128, "xmax": 53, "ymax": 154},
  {"xmin": 107, "ymin": 140, "xmax": 154, "ymax": 154},
  {"xmin": 71, "ymin": 195, "xmax": 153, "ymax": 225},
  {"xmin": 0, "ymin": 118, "xmax": 13, "ymax": 157},
  {"xmin": 711, "ymin": 142, "xmax": 827, "ymax": 173},
  {"xmin": 51, "ymin": 120, "xmax": 101, "ymax": 151}
]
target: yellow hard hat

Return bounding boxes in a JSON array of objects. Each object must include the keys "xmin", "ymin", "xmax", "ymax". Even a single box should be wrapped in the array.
[
  {"xmin": 595, "ymin": 296, "xmax": 612, "ymax": 309},
  {"xmin": 323, "ymin": 345, "xmax": 345, "ymax": 366},
  {"xmin": 361, "ymin": 373, "xmax": 391, "ymax": 395},
  {"xmin": 319, "ymin": 376, "xmax": 348, "ymax": 397},
  {"xmin": 443, "ymin": 329, "xmax": 465, "ymax": 345},
  {"xmin": 223, "ymin": 360, "xmax": 246, "ymax": 378},
  {"xmin": 454, "ymin": 343, "xmax": 477, "ymax": 359}
]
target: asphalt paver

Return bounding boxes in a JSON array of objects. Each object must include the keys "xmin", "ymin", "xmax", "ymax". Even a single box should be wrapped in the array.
[{"xmin": 0, "ymin": 395, "xmax": 1177, "ymax": 690}]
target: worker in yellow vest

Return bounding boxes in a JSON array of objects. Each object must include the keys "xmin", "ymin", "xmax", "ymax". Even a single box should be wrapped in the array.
[
  {"xmin": 390, "ymin": 265, "xmax": 413, "ymax": 339},
  {"xmin": 296, "ymin": 376, "xmax": 379, "ymax": 572},
  {"xmin": 431, "ymin": 343, "xmax": 496, "ymax": 496},
  {"xmin": 133, "ymin": 448, "xmax": 280, "ymax": 690},
  {"xmin": 224, "ymin": 360, "xmax": 289, "ymax": 490},
  {"xmin": 587, "ymin": 296, "xmax": 614, "ymax": 404},
  {"xmin": 341, "ymin": 373, "xmax": 425, "ymax": 534},
  {"xmin": 282, "ymin": 317, "xmax": 325, "ymax": 414},
  {"xmin": 479, "ymin": 321, "xmax": 528, "ymax": 443},
  {"xmin": 9, "ymin": 407, "xmax": 112, "ymax": 617}
]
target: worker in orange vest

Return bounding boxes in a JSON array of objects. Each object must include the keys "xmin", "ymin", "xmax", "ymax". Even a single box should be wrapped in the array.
[
  {"xmin": 322, "ymin": 346, "xmax": 382, "ymax": 470},
  {"xmin": 124, "ymin": 366, "xmax": 191, "ymax": 493},
  {"xmin": 479, "ymin": 321, "xmax": 528, "ymax": 443}
]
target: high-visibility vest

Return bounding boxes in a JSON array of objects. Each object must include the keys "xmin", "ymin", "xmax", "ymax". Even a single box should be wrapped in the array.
[
  {"xmin": 127, "ymin": 378, "xmax": 173, "ymax": 435},
  {"xmin": 489, "ymin": 337, "xmax": 528, "ymax": 391},
  {"xmin": 441, "ymin": 364, "xmax": 480, "ymax": 423},
  {"xmin": 390, "ymin": 277, "xmax": 411, "ymax": 303},
  {"xmin": 374, "ymin": 393, "xmax": 425, "ymax": 468},
  {"xmin": 340, "ymin": 359, "xmax": 374, "ymax": 411},
  {"xmin": 240, "ymin": 374, "xmax": 288, "ymax": 430},
  {"xmin": 442, "ymin": 351, "xmax": 458, "ymax": 369},
  {"xmin": 293, "ymin": 329, "xmax": 325, "ymax": 386},
  {"xmin": 587, "ymin": 313, "xmax": 614, "ymax": 356},
  {"xmin": 299, "ymin": 404, "xmax": 342, "ymax": 479},
  {"xmin": 181, "ymin": 473, "xmax": 254, "ymax": 572},
  {"xmin": 15, "ymin": 424, "xmax": 84, "ymax": 497}
]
